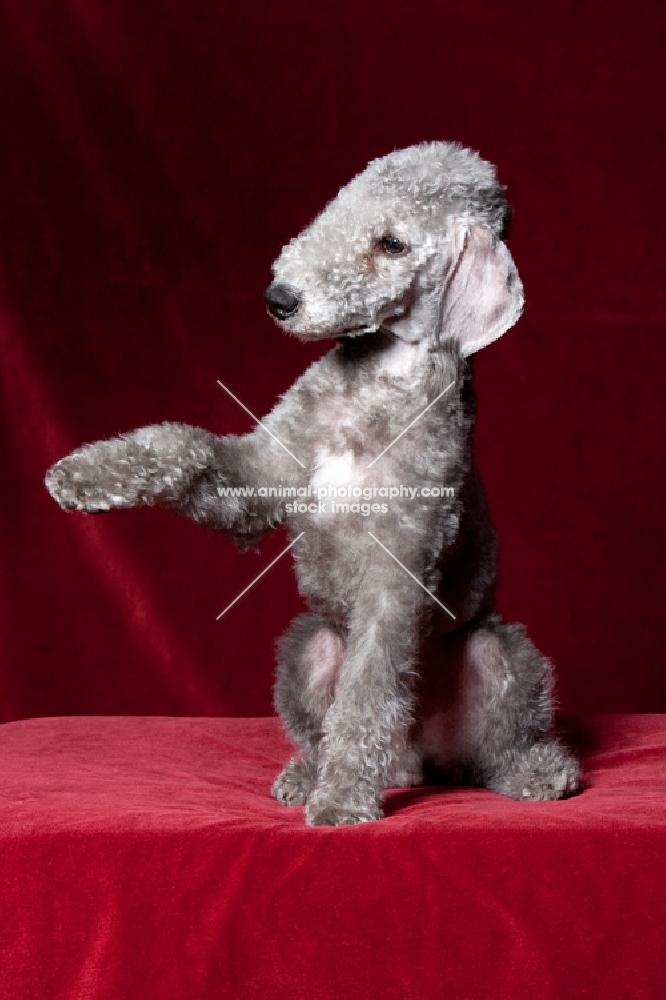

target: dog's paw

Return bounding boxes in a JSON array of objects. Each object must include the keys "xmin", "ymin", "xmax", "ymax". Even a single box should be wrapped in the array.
[
  {"xmin": 271, "ymin": 759, "xmax": 316, "ymax": 807},
  {"xmin": 305, "ymin": 792, "xmax": 382, "ymax": 827},
  {"xmin": 45, "ymin": 449, "xmax": 140, "ymax": 513},
  {"xmin": 489, "ymin": 741, "xmax": 582, "ymax": 802}
]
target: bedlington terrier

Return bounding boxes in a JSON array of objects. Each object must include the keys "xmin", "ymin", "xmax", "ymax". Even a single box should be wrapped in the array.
[{"xmin": 45, "ymin": 141, "xmax": 581, "ymax": 825}]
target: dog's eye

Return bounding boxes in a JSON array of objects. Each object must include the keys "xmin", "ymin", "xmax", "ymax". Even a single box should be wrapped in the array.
[{"xmin": 381, "ymin": 235, "xmax": 407, "ymax": 256}]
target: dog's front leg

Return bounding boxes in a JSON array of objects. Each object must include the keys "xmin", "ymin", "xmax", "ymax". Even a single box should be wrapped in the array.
[
  {"xmin": 45, "ymin": 423, "xmax": 221, "ymax": 513},
  {"xmin": 305, "ymin": 571, "xmax": 422, "ymax": 826},
  {"xmin": 45, "ymin": 422, "xmax": 297, "ymax": 545}
]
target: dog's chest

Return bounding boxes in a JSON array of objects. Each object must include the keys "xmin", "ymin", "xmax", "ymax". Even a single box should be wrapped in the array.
[
  {"xmin": 307, "ymin": 382, "xmax": 399, "ymax": 487},
  {"xmin": 310, "ymin": 449, "xmax": 363, "ymax": 494},
  {"xmin": 305, "ymin": 340, "xmax": 431, "ymax": 489}
]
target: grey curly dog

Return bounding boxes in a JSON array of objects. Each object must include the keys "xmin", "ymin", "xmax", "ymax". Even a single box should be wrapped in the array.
[{"xmin": 46, "ymin": 141, "xmax": 581, "ymax": 826}]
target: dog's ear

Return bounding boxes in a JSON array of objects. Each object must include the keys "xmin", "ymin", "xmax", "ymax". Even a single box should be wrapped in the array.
[{"xmin": 441, "ymin": 221, "xmax": 524, "ymax": 355}]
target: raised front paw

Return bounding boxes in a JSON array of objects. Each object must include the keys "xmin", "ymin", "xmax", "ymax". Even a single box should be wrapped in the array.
[
  {"xmin": 305, "ymin": 789, "xmax": 382, "ymax": 827},
  {"xmin": 45, "ymin": 446, "xmax": 142, "ymax": 513},
  {"xmin": 271, "ymin": 758, "xmax": 316, "ymax": 807}
]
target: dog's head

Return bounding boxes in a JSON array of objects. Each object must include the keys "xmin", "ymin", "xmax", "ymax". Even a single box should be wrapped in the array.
[{"xmin": 266, "ymin": 141, "xmax": 523, "ymax": 356}]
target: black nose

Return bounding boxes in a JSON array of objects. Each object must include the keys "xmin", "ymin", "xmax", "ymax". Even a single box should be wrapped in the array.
[{"xmin": 264, "ymin": 283, "xmax": 300, "ymax": 320}]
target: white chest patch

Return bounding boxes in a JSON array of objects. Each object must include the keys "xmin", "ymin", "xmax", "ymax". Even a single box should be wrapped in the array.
[{"xmin": 310, "ymin": 450, "xmax": 363, "ymax": 493}]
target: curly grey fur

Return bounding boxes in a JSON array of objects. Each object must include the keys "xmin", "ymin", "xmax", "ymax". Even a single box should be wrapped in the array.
[{"xmin": 45, "ymin": 141, "xmax": 581, "ymax": 825}]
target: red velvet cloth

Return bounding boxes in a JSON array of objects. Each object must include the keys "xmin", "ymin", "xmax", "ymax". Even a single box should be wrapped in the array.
[
  {"xmin": 0, "ymin": 1, "xmax": 664, "ymax": 723},
  {"xmin": 0, "ymin": 713, "xmax": 664, "ymax": 999},
  {"xmin": 2, "ymin": 8, "xmax": 663, "ymax": 995}
]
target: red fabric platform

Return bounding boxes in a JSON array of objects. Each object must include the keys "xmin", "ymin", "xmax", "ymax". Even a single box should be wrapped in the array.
[{"xmin": 1, "ymin": 715, "xmax": 665, "ymax": 1000}]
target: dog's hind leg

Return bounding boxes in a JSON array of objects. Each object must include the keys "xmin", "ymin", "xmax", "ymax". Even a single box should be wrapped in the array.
[
  {"xmin": 272, "ymin": 614, "xmax": 346, "ymax": 807},
  {"xmin": 458, "ymin": 615, "xmax": 581, "ymax": 800}
]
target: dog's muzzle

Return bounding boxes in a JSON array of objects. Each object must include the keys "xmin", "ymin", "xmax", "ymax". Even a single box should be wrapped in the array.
[{"xmin": 265, "ymin": 283, "xmax": 300, "ymax": 320}]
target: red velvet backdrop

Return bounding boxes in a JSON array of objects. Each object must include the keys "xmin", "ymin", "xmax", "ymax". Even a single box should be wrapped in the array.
[{"xmin": 0, "ymin": 1, "xmax": 664, "ymax": 722}]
